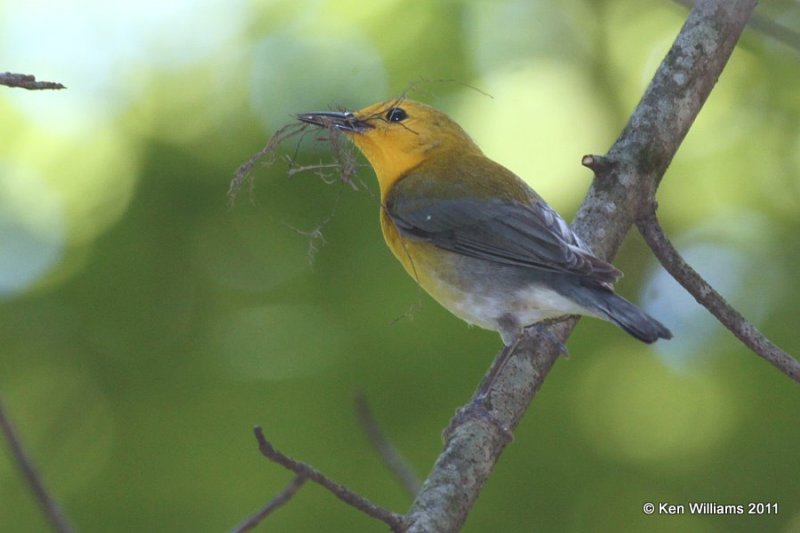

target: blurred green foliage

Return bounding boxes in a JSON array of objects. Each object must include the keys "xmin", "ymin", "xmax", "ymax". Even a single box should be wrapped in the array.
[{"xmin": 1, "ymin": 0, "xmax": 799, "ymax": 532}]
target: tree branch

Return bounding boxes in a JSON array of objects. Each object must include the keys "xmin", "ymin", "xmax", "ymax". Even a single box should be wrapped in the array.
[
  {"xmin": 229, "ymin": 475, "xmax": 307, "ymax": 533},
  {"xmin": 0, "ymin": 72, "xmax": 65, "ymax": 90},
  {"xmin": 0, "ymin": 397, "xmax": 74, "ymax": 533},
  {"xmin": 636, "ymin": 210, "xmax": 800, "ymax": 383},
  {"xmin": 404, "ymin": 1, "xmax": 758, "ymax": 531},
  {"xmin": 252, "ymin": 427, "xmax": 404, "ymax": 532},
  {"xmin": 673, "ymin": 0, "xmax": 800, "ymax": 54}
]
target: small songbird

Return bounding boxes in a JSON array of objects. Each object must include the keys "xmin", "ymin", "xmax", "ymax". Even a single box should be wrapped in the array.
[{"xmin": 298, "ymin": 99, "xmax": 671, "ymax": 348}]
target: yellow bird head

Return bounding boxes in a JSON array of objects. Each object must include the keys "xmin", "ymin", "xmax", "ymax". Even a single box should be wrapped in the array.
[{"xmin": 298, "ymin": 99, "xmax": 482, "ymax": 195}]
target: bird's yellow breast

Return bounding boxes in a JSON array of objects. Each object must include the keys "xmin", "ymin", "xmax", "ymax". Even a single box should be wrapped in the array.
[{"xmin": 380, "ymin": 207, "xmax": 457, "ymax": 304}]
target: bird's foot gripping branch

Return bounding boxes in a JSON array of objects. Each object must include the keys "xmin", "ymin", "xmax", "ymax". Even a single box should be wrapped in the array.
[{"xmin": 229, "ymin": 4, "xmax": 800, "ymax": 529}]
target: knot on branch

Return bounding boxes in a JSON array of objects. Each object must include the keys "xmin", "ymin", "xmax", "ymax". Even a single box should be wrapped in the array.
[
  {"xmin": 581, "ymin": 154, "xmax": 617, "ymax": 179},
  {"xmin": 636, "ymin": 200, "xmax": 660, "ymax": 223}
]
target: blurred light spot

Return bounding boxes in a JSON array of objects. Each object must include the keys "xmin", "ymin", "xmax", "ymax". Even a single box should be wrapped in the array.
[
  {"xmin": 7, "ymin": 127, "xmax": 139, "ymax": 246},
  {"xmin": 127, "ymin": 54, "xmax": 251, "ymax": 146},
  {"xmin": 214, "ymin": 304, "xmax": 348, "ymax": 381},
  {"xmin": 605, "ymin": 2, "xmax": 686, "ymax": 108},
  {"xmin": 669, "ymin": 48, "xmax": 762, "ymax": 158},
  {"xmin": 641, "ymin": 211, "xmax": 784, "ymax": 370},
  {"xmin": 319, "ymin": 0, "xmax": 405, "ymax": 21},
  {"xmin": 657, "ymin": 40, "xmax": 784, "ymax": 224},
  {"xmin": 574, "ymin": 350, "xmax": 738, "ymax": 466},
  {"xmin": 0, "ymin": 364, "xmax": 114, "ymax": 496},
  {"xmin": 785, "ymin": 509, "xmax": 800, "ymax": 533},
  {"xmin": 0, "ymin": 0, "xmax": 248, "ymax": 132},
  {"xmin": 453, "ymin": 62, "xmax": 612, "ymax": 207},
  {"xmin": 192, "ymin": 212, "xmax": 317, "ymax": 292},
  {"xmin": 0, "ymin": 163, "xmax": 64, "ymax": 297},
  {"xmin": 250, "ymin": 31, "xmax": 388, "ymax": 131},
  {"xmin": 763, "ymin": 127, "xmax": 800, "ymax": 217},
  {"xmin": 463, "ymin": 0, "xmax": 592, "ymax": 72}
]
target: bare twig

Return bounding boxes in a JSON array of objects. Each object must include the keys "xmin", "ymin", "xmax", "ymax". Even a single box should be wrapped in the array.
[
  {"xmin": 636, "ymin": 210, "xmax": 800, "ymax": 383},
  {"xmin": 747, "ymin": 10, "xmax": 800, "ymax": 54},
  {"xmin": 354, "ymin": 393, "xmax": 421, "ymax": 499},
  {"xmin": 404, "ymin": 1, "xmax": 758, "ymax": 531},
  {"xmin": 673, "ymin": 0, "xmax": 800, "ymax": 53},
  {"xmin": 0, "ymin": 397, "xmax": 74, "ymax": 533},
  {"xmin": 252, "ymin": 427, "xmax": 404, "ymax": 532},
  {"xmin": 229, "ymin": 475, "xmax": 307, "ymax": 533},
  {"xmin": 238, "ymin": 1, "xmax": 767, "ymax": 530},
  {"xmin": 580, "ymin": 154, "xmax": 616, "ymax": 176},
  {"xmin": 0, "ymin": 72, "xmax": 65, "ymax": 90}
]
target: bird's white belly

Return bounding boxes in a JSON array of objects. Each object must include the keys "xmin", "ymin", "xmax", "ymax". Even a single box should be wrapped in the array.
[{"xmin": 444, "ymin": 283, "xmax": 592, "ymax": 339}]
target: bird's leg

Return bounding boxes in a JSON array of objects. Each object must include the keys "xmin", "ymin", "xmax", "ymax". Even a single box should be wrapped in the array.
[
  {"xmin": 442, "ymin": 335, "xmax": 523, "ymax": 444},
  {"xmin": 443, "ymin": 322, "xmax": 569, "ymax": 443},
  {"xmin": 475, "ymin": 335, "xmax": 522, "ymax": 400},
  {"xmin": 524, "ymin": 319, "xmax": 570, "ymax": 358},
  {"xmin": 474, "ymin": 320, "xmax": 567, "ymax": 403}
]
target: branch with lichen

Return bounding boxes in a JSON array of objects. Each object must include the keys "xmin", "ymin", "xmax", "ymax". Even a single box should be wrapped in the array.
[
  {"xmin": 230, "ymin": 2, "xmax": 790, "ymax": 530},
  {"xmin": 404, "ymin": 1, "xmax": 760, "ymax": 531}
]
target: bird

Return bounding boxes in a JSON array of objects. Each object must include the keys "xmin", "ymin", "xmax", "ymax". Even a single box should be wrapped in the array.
[{"xmin": 297, "ymin": 99, "xmax": 671, "ymax": 350}]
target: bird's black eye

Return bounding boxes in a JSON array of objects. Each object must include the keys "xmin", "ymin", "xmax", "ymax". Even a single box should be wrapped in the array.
[{"xmin": 386, "ymin": 107, "xmax": 407, "ymax": 122}]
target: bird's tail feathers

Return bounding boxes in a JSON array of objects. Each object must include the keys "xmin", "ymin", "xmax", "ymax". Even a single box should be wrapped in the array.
[{"xmin": 589, "ymin": 289, "xmax": 672, "ymax": 343}]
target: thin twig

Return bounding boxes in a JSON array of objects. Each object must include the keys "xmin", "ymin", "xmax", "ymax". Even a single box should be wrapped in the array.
[
  {"xmin": 0, "ymin": 397, "xmax": 74, "ymax": 533},
  {"xmin": 354, "ymin": 393, "xmax": 421, "ymax": 499},
  {"xmin": 747, "ymin": 10, "xmax": 800, "ymax": 54},
  {"xmin": 405, "ymin": 1, "xmax": 758, "ymax": 530},
  {"xmin": 636, "ymin": 210, "xmax": 800, "ymax": 384},
  {"xmin": 0, "ymin": 72, "xmax": 65, "ymax": 90},
  {"xmin": 673, "ymin": 0, "xmax": 800, "ymax": 53},
  {"xmin": 252, "ymin": 427, "xmax": 404, "ymax": 532},
  {"xmin": 229, "ymin": 475, "xmax": 307, "ymax": 533}
]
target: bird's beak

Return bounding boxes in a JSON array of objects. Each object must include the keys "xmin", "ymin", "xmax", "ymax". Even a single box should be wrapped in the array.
[{"xmin": 296, "ymin": 110, "xmax": 372, "ymax": 133}]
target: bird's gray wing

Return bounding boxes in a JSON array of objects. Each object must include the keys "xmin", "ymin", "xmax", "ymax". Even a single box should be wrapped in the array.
[{"xmin": 386, "ymin": 185, "xmax": 621, "ymax": 284}]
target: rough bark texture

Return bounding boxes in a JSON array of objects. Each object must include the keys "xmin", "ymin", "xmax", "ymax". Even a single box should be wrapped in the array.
[{"xmin": 404, "ymin": 1, "xmax": 758, "ymax": 531}]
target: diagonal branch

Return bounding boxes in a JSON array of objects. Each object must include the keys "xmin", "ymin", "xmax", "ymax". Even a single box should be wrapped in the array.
[
  {"xmin": 0, "ymin": 396, "xmax": 74, "ymax": 533},
  {"xmin": 636, "ymin": 210, "xmax": 800, "ymax": 383},
  {"xmin": 354, "ymin": 394, "xmax": 421, "ymax": 499},
  {"xmin": 252, "ymin": 427, "xmax": 405, "ymax": 532},
  {"xmin": 404, "ymin": 1, "xmax": 758, "ymax": 531},
  {"xmin": 229, "ymin": 475, "xmax": 307, "ymax": 533},
  {"xmin": 673, "ymin": 0, "xmax": 800, "ymax": 54}
]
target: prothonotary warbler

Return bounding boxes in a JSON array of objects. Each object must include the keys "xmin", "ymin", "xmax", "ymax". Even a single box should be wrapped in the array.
[{"xmin": 298, "ymin": 99, "xmax": 671, "ymax": 348}]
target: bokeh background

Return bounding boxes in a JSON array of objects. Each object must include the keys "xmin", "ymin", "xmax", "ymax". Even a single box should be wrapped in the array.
[{"xmin": 2, "ymin": 0, "xmax": 799, "ymax": 531}]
